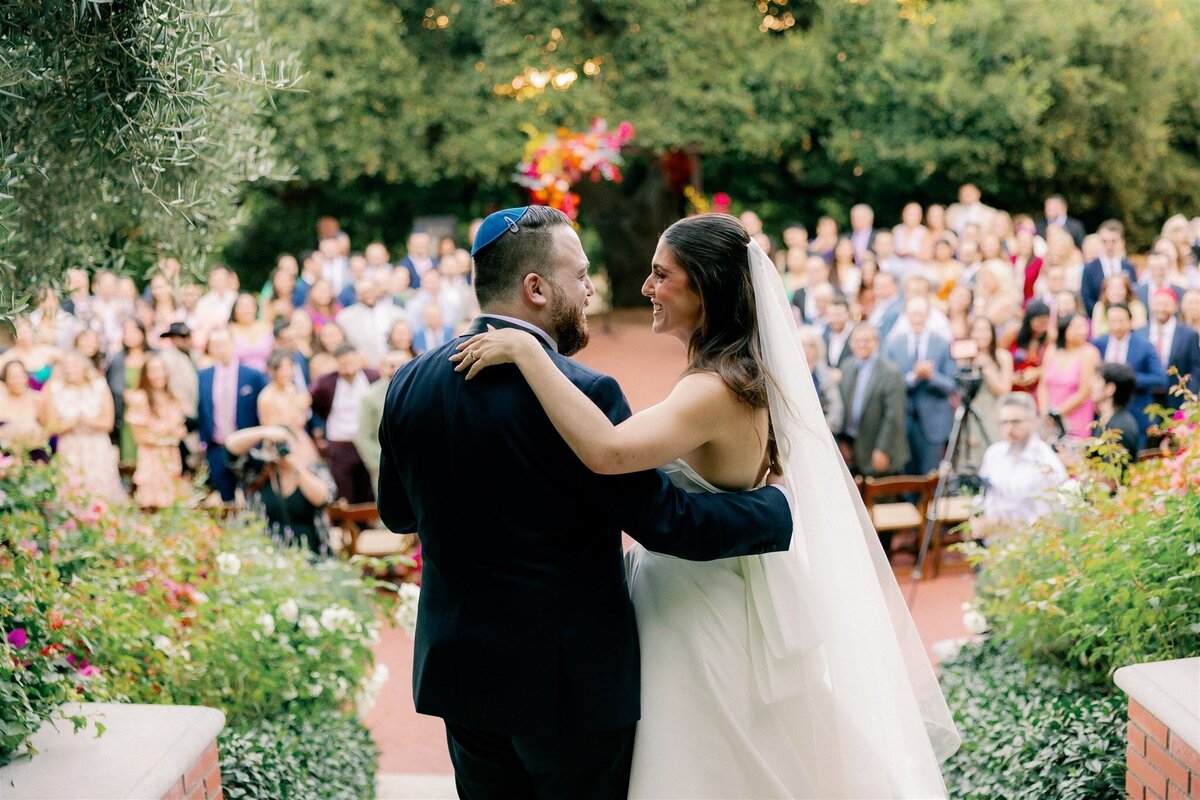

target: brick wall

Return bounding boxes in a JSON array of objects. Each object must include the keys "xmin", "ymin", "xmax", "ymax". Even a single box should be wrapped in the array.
[
  {"xmin": 1126, "ymin": 698, "xmax": 1199, "ymax": 800},
  {"xmin": 161, "ymin": 740, "xmax": 223, "ymax": 800}
]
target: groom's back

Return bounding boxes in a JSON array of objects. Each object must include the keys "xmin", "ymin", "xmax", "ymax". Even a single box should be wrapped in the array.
[{"xmin": 377, "ymin": 335, "xmax": 640, "ymax": 735}]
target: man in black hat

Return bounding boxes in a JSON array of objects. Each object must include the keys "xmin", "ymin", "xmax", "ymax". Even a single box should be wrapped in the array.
[{"xmin": 377, "ymin": 205, "xmax": 792, "ymax": 799}]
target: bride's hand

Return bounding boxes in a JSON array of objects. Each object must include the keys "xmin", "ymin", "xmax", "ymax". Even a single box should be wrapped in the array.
[{"xmin": 450, "ymin": 325, "xmax": 542, "ymax": 380}]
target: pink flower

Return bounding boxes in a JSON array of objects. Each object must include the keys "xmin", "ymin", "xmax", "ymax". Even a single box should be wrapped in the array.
[
  {"xmin": 17, "ymin": 539, "xmax": 39, "ymax": 557},
  {"xmin": 78, "ymin": 665, "xmax": 100, "ymax": 678},
  {"xmin": 79, "ymin": 498, "xmax": 108, "ymax": 525},
  {"xmin": 6, "ymin": 628, "xmax": 28, "ymax": 649}
]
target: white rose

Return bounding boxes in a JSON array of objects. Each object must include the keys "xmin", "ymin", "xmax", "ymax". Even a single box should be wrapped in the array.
[
  {"xmin": 257, "ymin": 613, "xmax": 275, "ymax": 636},
  {"xmin": 372, "ymin": 663, "xmax": 389, "ymax": 690},
  {"xmin": 152, "ymin": 635, "xmax": 172, "ymax": 653},
  {"xmin": 308, "ymin": 683, "xmax": 324, "ymax": 697},
  {"xmin": 320, "ymin": 604, "xmax": 356, "ymax": 632},
  {"xmin": 962, "ymin": 610, "xmax": 989, "ymax": 635},
  {"xmin": 277, "ymin": 599, "xmax": 299, "ymax": 624},
  {"xmin": 299, "ymin": 615, "xmax": 321, "ymax": 638},
  {"xmin": 215, "ymin": 552, "xmax": 241, "ymax": 576}
]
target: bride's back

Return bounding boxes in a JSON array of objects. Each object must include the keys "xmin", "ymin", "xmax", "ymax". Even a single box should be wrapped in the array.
[{"xmin": 674, "ymin": 372, "xmax": 769, "ymax": 492}]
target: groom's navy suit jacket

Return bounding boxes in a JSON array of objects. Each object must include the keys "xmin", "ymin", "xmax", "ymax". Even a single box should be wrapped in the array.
[{"xmin": 377, "ymin": 316, "xmax": 792, "ymax": 736}]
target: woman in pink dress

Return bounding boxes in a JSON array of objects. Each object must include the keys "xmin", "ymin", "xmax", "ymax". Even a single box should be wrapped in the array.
[
  {"xmin": 1037, "ymin": 312, "xmax": 1101, "ymax": 440},
  {"xmin": 229, "ymin": 293, "xmax": 275, "ymax": 372},
  {"xmin": 301, "ymin": 278, "xmax": 341, "ymax": 333}
]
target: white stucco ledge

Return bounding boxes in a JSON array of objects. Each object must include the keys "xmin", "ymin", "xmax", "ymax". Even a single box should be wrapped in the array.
[
  {"xmin": 0, "ymin": 702, "xmax": 226, "ymax": 800},
  {"xmin": 1114, "ymin": 657, "xmax": 1200, "ymax": 752}
]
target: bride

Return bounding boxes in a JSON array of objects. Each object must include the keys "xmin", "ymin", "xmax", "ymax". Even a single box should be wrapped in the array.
[{"xmin": 453, "ymin": 213, "xmax": 959, "ymax": 798}]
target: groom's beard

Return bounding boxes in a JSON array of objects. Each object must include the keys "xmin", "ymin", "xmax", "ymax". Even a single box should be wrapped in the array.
[{"xmin": 548, "ymin": 287, "xmax": 590, "ymax": 357}]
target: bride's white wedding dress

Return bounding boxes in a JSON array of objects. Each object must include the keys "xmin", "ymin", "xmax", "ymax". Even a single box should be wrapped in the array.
[
  {"xmin": 627, "ymin": 460, "xmax": 819, "ymax": 798},
  {"xmin": 622, "ymin": 241, "xmax": 960, "ymax": 799}
]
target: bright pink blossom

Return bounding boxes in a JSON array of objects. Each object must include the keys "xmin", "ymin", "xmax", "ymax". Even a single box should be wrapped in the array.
[{"xmin": 6, "ymin": 628, "xmax": 28, "ymax": 649}]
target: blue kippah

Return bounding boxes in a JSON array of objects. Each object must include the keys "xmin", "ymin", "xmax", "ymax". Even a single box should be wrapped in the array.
[{"xmin": 471, "ymin": 206, "xmax": 530, "ymax": 256}]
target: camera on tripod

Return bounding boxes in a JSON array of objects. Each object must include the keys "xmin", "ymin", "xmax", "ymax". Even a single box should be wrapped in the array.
[{"xmin": 949, "ymin": 338, "xmax": 983, "ymax": 404}]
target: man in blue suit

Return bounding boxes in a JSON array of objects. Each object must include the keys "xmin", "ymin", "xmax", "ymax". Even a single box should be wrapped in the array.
[
  {"xmin": 1092, "ymin": 303, "xmax": 1166, "ymax": 447},
  {"xmin": 376, "ymin": 206, "xmax": 792, "ymax": 799},
  {"xmin": 884, "ymin": 295, "xmax": 958, "ymax": 475},
  {"xmin": 1142, "ymin": 288, "xmax": 1200, "ymax": 410},
  {"xmin": 197, "ymin": 328, "xmax": 268, "ymax": 501},
  {"xmin": 1134, "ymin": 251, "xmax": 1186, "ymax": 311},
  {"xmin": 866, "ymin": 270, "xmax": 904, "ymax": 342},
  {"xmin": 1081, "ymin": 220, "xmax": 1139, "ymax": 315}
]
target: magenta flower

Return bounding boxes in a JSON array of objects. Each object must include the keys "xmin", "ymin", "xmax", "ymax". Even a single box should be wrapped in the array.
[
  {"xmin": 6, "ymin": 628, "xmax": 28, "ymax": 649},
  {"xmin": 78, "ymin": 665, "xmax": 100, "ymax": 678}
]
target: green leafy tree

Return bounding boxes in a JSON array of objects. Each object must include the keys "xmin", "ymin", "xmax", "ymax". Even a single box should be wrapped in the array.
[
  {"xmin": 229, "ymin": 0, "xmax": 1200, "ymax": 304},
  {"xmin": 0, "ymin": 0, "xmax": 297, "ymax": 315}
]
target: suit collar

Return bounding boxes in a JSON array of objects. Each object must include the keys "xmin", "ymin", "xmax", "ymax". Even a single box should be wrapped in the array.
[{"xmin": 465, "ymin": 314, "xmax": 558, "ymax": 352}]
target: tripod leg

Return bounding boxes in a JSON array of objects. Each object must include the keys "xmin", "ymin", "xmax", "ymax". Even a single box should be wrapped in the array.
[{"xmin": 910, "ymin": 398, "xmax": 974, "ymax": 604}]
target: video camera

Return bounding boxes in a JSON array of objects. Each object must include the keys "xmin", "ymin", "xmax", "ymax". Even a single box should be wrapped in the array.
[{"xmin": 949, "ymin": 338, "xmax": 983, "ymax": 404}]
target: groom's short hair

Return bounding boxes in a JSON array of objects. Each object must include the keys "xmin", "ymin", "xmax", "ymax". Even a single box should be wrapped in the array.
[{"xmin": 472, "ymin": 205, "xmax": 572, "ymax": 307}]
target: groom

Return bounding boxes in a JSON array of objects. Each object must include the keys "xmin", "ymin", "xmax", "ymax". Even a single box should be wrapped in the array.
[{"xmin": 377, "ymin": 205, "xmax": 793, "ymax": 799}]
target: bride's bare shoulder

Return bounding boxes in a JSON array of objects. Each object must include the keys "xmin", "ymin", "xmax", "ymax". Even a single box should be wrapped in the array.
[{"xmin": 670, "ymin": 371, "xmax": 754, "ymax": 416}]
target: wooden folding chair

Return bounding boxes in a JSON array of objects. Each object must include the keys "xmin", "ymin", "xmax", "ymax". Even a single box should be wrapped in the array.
[
  {"xmin": 861, "ymin": 474, "xmax": 938, "ymax": 558},
  {"xmin": 326, "ymin": 500, "xmax": 416, "ymax": 559},
  {"xmin": 1137, "ymin": 448, "xmax": 1167, "ymax": 464},
  {"xmin": 930, "ymin": 495, "xmax": 975, "ymax": 577}
]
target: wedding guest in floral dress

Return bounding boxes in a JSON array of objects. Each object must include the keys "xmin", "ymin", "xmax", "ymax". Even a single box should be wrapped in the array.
[
  {"xmin": 43, "ymin": 351, "xmax": 125, "ymax": 502},
  {"xmin": 125, "ymin": 354, "xmax": 188, "ymax": 508}
]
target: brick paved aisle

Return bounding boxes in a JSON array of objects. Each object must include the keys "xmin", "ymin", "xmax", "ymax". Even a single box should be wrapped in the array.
[{"xmin": 368, "ymin": 310, "xmax": 975, "ymax": 788}]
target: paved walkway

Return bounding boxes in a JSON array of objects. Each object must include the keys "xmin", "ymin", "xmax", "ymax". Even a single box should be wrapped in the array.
[{"xmin": 368, "ymin": 309, "xmax": 975, "ymax": 788}]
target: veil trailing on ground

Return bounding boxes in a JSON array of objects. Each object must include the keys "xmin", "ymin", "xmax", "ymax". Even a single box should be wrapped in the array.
[{"xmin": 743, "ymin": 239, "xmax": 961, "ymax": 796}]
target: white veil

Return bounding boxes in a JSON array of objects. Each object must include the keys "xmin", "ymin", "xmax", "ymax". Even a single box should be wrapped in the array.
[{"xmin": 743, "ymin": 239, "xmax": 960, "ymax": 797}]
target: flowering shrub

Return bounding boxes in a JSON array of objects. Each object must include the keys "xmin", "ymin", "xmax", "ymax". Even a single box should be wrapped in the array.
[
  {"xmin": 0, "ymin": 453, "xmax": 414, "ymax": 767},
  {"xmin": 941, "ymin": 395, "xmax": 1200, "ymax": 796},
  {"xmin": 514, "ymin": 118, "xmax": 635, "ymax": 219},
  {"xmin": 960, "ymin": 396, "xmax": 1200, "ymax": 685}
]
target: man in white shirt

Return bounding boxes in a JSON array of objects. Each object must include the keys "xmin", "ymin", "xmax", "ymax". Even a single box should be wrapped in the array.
[
  {"xmin": 887, "ymin": 275, "xmax": 952, "ymax": 343},
  {"xmin": 311, "ymin": 344, "xmax": 378, "ymax": 503},
  {"xmin": 335, "ymin": 275, "xmax": 404, "ymax": 368},
  {"xmin": 977, "ymin": 393, "xmax": 1068, "ymax": 538}
]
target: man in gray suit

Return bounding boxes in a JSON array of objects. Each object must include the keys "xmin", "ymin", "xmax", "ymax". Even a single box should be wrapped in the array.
[
  {"xmin": 839, "ymin": 324, "xmax": 909, "ymax": 477},
  {"xmin": 884, "ymin": 296, "xmax": 958, "ymax": 475}
]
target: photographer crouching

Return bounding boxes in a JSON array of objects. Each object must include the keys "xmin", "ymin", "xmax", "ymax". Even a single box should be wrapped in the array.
[{"xmin": 224, "ymin": 424, "xmax": 337, "ymax": 555}]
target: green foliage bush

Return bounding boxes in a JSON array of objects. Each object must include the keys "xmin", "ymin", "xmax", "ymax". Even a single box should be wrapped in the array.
[
  {"xmin": 962, "ymin": 405, "xmax": 1200, "ymax": 686},
  {"xmin": 0, "ymin": 454, "xmax": 404, "ymax": 773},
  {"xmin": 218, "ymin": 713, "xmax": 378, "ymax": 800},
  {"xmin": 940, "ymin": 638, "xmax": 1126, "ymax": 800}
]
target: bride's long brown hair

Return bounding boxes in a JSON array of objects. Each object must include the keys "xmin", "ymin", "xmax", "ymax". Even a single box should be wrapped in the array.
[{"xmin": 660, "ymin": 213, "xmax": 771, "ymax": 412}]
